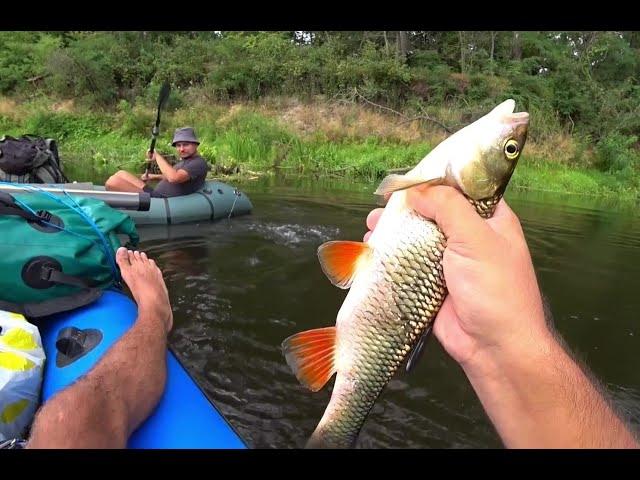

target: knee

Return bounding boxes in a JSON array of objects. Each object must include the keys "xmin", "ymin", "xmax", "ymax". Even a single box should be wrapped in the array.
[{"xmin": 105, "ymin": 171, "xmax": 123, "ymax": 190}]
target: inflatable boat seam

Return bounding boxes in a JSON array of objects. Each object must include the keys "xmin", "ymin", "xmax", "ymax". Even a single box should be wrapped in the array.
[{"xmin": 195, "ymin": 191, "xmax": 215, "ymax": 220}]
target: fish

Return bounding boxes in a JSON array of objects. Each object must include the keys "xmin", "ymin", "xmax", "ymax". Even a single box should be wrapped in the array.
[{"xmin": 281, "ymin": 99, "xmax": 530, "ymax": 448}]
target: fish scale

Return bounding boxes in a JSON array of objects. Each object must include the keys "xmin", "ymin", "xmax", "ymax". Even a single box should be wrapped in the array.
[{"xmin": 308, "ymin": 210, "xmax": 447, "ymax": 447}]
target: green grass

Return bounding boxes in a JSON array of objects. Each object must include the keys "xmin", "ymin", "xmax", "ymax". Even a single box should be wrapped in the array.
[{"xmin": 512, "ymin": 156, "xmax": 640, "ymax": 201}]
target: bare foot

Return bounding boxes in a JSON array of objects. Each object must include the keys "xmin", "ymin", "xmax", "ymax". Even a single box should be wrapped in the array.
[{"xmin": 116, "ymin": 247, "xmax": 173, "ymax": 333}]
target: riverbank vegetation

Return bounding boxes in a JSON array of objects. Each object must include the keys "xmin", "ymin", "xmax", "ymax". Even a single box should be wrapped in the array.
[{"xmin": 1, "ymin": 31, "xmax": 639, "ymax": 198}]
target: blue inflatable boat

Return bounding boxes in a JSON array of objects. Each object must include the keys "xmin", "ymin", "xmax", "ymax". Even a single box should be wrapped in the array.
[{"xmin": 34, "ymin": 290, "xmax": 246, "ymax": 449}]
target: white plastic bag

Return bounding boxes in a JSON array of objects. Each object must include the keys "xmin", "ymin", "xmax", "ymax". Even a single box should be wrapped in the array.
[{"xmin": 0, "ymin": 310, "xmax": 46, "ymax": 441}]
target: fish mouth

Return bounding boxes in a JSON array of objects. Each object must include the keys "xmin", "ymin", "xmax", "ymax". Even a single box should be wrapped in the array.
[{"xmin": 508, "ymin": 112, "xmax": 530, "ymax": 127}]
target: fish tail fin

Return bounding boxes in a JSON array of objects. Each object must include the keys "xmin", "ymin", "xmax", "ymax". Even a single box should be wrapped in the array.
[
  {"xmin": 281, "ymin": 326, "xmax": 337, "ymax": 392},
  {"xmin": 317, "ymin": 241, "xmax": 372, "ymax": 289}
]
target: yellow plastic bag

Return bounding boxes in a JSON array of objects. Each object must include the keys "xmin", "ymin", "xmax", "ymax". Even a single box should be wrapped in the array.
[{"xmin": 0, "ymin": 310, "xmax": 46, "ymax": 441}]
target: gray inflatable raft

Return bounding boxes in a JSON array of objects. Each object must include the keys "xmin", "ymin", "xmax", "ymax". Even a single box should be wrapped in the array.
[
  {"xmin": 93, "ymin": 180, "xmax": 253, "ymax": 225},
  {"xmin": 0, "ymin": 180, "xmax": 253, "ymax": 225}
]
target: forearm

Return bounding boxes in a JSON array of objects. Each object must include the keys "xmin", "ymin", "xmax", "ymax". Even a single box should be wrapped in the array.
[
  {"xmin": 463, "ymin": 328, "xmax": 639, "ymax": 448},
  {"xmin": 154, "ymin": 154, "xmax": 179, "ymax": 182}
]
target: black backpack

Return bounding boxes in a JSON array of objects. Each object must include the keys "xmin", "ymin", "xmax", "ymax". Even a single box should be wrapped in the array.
[{"xmin": 0, "ymin": 134, "xmax": 69, "ymax": 184}]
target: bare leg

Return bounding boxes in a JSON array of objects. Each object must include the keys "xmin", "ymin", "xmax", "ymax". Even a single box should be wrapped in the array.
[
  {"xmin": 105, "ymin": 170, "xmax": 147, "ymax": 193},
  {"xmin": 27, "ymin": 248, "xmax": 173, "ymax": 449}
]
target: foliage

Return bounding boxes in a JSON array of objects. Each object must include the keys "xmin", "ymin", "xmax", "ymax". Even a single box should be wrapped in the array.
[{"xmin": 1, "ymin": 30, "xmax": 640, "ymax": 194}]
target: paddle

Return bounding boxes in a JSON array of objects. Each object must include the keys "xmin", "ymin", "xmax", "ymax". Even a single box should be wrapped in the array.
[{"xmin": 145, "ymin": 81, "xmax": 171, "ymax": 177}]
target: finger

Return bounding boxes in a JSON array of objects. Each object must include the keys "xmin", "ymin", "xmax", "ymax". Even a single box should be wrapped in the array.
[
  {"xmin": 366, "ymin": 208, "xmax": 384, "ymax": 231},
  {"xmin": 363, "ymin": 230, "xmax": 372, "ymax": 242},
  {"xmin": 406, "ymin": 185, "xmax": 493, "ymax": 243},
  {"xmin": 432, "ymin": 296, "xmax": 456, "ymax": 340},
  {"xmin": 486, "ymin": 199, "xmax": 526, "ymax": 241}
]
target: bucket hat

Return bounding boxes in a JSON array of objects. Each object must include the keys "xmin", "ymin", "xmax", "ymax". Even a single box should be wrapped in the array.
[{"xmin": 171, "ymin": 127, "xmax": 200, "ymax": 146}]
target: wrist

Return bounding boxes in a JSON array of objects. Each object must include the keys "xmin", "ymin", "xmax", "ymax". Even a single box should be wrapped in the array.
[
  {"xmin": 461, "ymin": 320, "xmax": 555, "ymax": 386},
  {"xmin": 460, "ymin": 328, "xmax": 560, "ymax": 447}
]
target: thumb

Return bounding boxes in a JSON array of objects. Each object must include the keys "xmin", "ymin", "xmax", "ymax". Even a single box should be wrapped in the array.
[{"xmin": 406, "ymin": 185, "xmax": 494, "ymax": 245}]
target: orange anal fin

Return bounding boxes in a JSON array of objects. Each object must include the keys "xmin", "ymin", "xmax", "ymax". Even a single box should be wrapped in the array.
[
  {"xmin": 282, "ymin": 326, "xmax": 337, "ymax": 392},
  {"xmin": 317, "ymin": 240, "xmax": 372, "ymax": 289}
]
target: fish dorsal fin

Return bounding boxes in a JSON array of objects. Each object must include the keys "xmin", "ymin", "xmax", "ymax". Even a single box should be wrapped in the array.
[
  {"xmin": 282, "ymin": 326, "xmax": 337, "ymax": 392},
  {"xmin": 405, "ymin": 324, "xmax": 433, "ymax": 373},
  {"xmin": 374, "ymin": 174, "xmax": 444, "ymax": 197},
  {"xmin": 317, "ymin": 241, "xmax": 372, "ymax": 289}
]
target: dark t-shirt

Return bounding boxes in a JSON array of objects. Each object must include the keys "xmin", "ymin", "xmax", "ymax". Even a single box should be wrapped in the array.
[{"xmin": 151, "ymin": 155, "xmax": 209, "ymax": 198}]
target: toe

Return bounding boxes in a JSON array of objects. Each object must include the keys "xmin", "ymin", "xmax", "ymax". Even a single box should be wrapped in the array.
[{"xmin": 116, "ymin": 247, "xmax": 130, "ymax": 267}]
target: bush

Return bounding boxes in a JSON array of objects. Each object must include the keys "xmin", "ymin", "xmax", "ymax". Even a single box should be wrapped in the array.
[
  {"xmin": 594, "ymin": 132, "xmax": 639, "ymax": 173},
  {"xmin": 115, "ymin": 100, "xmax": 155, "ymax": 138},
  {"xmin": 45, "ymin": 50, "xmax": 117, "ymax": 106},
  {"xmin": 24, "ymin": 111, "xmax": 110, "ymax": 141},
  {"xmin": 0, "ymin": 32, "xmax": 61, "ymax": 94}
]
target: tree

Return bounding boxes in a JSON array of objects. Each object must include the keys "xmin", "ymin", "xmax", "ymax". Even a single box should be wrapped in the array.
[
  {"xmin": 512, "ymin": 31, "xmax": 522, "ymax": 60},
  {"xmin": 458, "ymin": 31, "xmax": 467, "ymax": 73},
  {"xmin": 397, "ymin": 31, "xmax": 409, "ymax": 63}
]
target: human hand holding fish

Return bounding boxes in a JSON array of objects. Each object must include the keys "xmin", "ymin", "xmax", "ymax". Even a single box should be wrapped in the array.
[
  {"xmin": 365, "ymin": 186, "xmax": 547, "ymax": 369},
  {"xmin": 365, "ymin": 184, "xmax": 640, "ymax": 449}
]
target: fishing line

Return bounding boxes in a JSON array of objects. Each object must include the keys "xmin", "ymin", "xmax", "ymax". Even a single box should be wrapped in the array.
[{"xmin": 226, "ymin": 188, "xmax": 241, "ymax": 226}]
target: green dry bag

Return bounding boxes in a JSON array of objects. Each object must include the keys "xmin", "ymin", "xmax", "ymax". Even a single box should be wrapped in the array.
[{"xmin": 0, "ymin": 189, "xmax": 139, "ymax": 318}]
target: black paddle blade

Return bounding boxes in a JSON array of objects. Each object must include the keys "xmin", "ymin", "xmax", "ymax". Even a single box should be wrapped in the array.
[
  {"xmin": 153, "ymin": 82, "xmax": 171, "ymax": 126},
  {"xmin": 157, "ymin": 81, "xmax": 171, "ymax": 111},
  {"xmin": 148, "ymin": 81, "xmax": 172, "ymax": 162}
]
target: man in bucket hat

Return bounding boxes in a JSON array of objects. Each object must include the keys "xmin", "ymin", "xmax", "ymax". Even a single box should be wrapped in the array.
[{"xmin": 106, "ymin": 127, "xmax": 210, "ymax": 198}]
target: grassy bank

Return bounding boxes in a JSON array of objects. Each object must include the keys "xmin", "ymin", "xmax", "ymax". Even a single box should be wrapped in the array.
[{"xmin": 1, "ymin": 95, "xmax": 638, "ymax": 200}]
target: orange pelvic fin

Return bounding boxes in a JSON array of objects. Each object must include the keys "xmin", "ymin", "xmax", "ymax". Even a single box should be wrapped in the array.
[
  {"xmin": 282, "ymin": 326, "xmax": 337, "ymax": 392},
  {"xmin": 317, "ymin": 240, "xmax": 372, "ymax": 289}
]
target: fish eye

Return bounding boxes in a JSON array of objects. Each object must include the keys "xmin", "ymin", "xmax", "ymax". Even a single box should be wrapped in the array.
[{"xmin": 504, "ymin": 139, "xmax": 520, "ymax": 159}]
